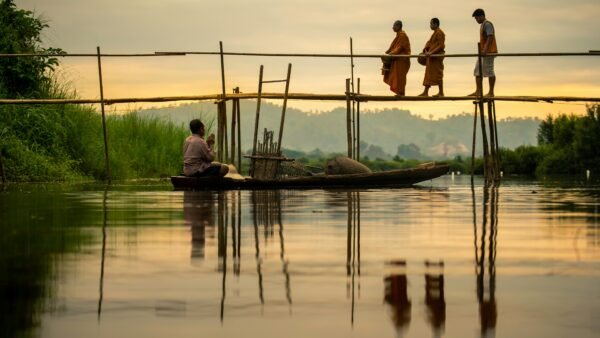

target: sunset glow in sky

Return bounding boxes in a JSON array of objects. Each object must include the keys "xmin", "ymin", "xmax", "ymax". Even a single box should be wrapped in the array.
[{"xmin": 20, "ymin": 0, "xmax": 600, "ymax": 118}]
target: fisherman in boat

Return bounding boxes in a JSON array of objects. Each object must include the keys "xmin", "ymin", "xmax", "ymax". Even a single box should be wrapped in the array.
[{"xmin": 183, "ymin": 119, "xmax": 229, "ymax": 177}]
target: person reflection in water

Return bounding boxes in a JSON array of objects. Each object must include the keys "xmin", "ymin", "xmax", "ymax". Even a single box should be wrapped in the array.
[
  {"xmin": 424, "ymin": 260, "xmax": 446, "ymax": 337},
  {"xmin": 384, "ymin": 260, "xmax": 411, "ymax": 336},
  {"xmin": 183, "ymin": 191, "xmax": 215, "ymax": 260}
]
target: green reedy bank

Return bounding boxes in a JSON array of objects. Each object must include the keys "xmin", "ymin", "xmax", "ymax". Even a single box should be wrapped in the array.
[
  {"xmin": 0, "ymin": 103, "xmax": 191, "ymax": 182},
  {"xmin": 0, "ymin": 0, "xmax": 194, "ymax": 182}
]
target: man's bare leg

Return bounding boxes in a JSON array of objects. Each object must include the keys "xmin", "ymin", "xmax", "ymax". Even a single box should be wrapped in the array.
[
  {"xmin": 468, "ymin": 77, "xmax": 482, "ymax": 96},
  {"xmin": 486, "ymin": 76, "xmax": 496, "ymax": 97}
]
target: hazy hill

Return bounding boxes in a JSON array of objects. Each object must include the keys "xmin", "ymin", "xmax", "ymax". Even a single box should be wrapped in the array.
[{"xmin": 138, "ymin": 101, "xmax": 540, "ymax": 159}]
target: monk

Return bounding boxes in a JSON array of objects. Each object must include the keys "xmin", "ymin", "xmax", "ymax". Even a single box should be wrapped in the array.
[
  {"xmin": 419, "ymin": 18, "xmax": 445, "ymax": 97},
  {"xmin": 469, "ymin": 8, "xmax": 498, "ymax": 97},
  {"xmin": 383, "ymin": 20, "xmax": 411, "ymax": 96}
]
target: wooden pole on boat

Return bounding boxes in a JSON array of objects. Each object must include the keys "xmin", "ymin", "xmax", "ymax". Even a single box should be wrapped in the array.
[
  {"xmin": 471, "ymin": 102, "xmax": 478, "ymax": 182},
  {"xmin": 231, "ymin": 87, "xmax": 238, "ymax": 165},
  {"xmin": 97, "ymin": 46, "xmax": 111, "ymax": 184},
  {"xmin": 345, "ymin": 78, "xmax": 352, "ymax": 158},
  {"xmin": 349, "ymin": 38, "xmax": 356, "ymax": 160},
  {"xmin": 356, "ymin": 78, "xmax": 361, "ymax": 162},
  {"xmin": 236, "ymin": 96, "xmax": 242, "ymax": 171},
  {"xmin": 276, "ymin": 63, "xmax": 292, "ymax": 155},
  {"xmin": 217, "ymin": 102, "xmax": 223, "ymax": 162},
  {"xmin": 218, "ymin": 41, "xmax": 227, "ymax": 163},
  {"xmin": 223, "ymin": 101, "xmax": 228, "ymax": 162},
  {"xmin": 251, "ymin": 66, "xmax": 264, "ymax": 176}
]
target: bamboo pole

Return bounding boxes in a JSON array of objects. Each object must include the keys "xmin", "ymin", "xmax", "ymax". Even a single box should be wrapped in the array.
[
  {"xmin": 236, "ymin": 97, "xmax": 242, "ymax": 171},
  {"xmin": 345, "ymin": 79, "xmax": 352, "ymax": 158},
  {"xmin": 1, "ymin": 51, "xmax": 599, "ymax": 58},
  {"xmin": 219, "ymin": 41, "xmax": 227, "ymax": 97},
  {"xmin": 349, "ymin": 38, "xmax": 356, "ymax": 160},
  {"xmin": 231, "ymin": 88, "xmax": 238, "ymax": 165},
  {"xmin": 217, "ymin": 102, "xmax": 223, "ymax": 162},
  {"xmin": 97, "ymin": 47, "xmax": 111, "ymax": 184},
  {"xmin": 356, "ymin": 78, "xmax": 361, "ymax": 162},
  {"xmin": 223, "ymin": 101, "xmax": 228, "ymax": 162},
  {"xmin": 3, "ymin": 94, "xmax": 600, "ymax": 105},
  {"xmin": 487, "ymin": 100, "xmax": 498, "ymax": 180},
  {"xmin": 218, "ymin": 41, "xmax": 227, "ymax": 163},
  {"xmin": 251, "ymin": 66, "xmax": 264, "ymax": 177},
  {"xmin": 276, "ymin": 63, "xmax": 292, "ymax": 155},
  {"xmin": 492, "ymin": 101, "xmax": 500, "ymax": 172},
  {"xmin": 478, "ymin": 100, "xmax": 490, "ymax": 180},
  {"xmin": 471, "ymin": 102, "xmax": 478, "ymax": 182}
]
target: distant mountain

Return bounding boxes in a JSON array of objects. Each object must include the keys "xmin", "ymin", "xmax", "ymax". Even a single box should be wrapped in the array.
[{"xmin": 137, "ymin": 101, "xmax": 540, "ymax": 159}]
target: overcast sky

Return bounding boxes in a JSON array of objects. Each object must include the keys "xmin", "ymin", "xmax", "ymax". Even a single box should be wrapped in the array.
[{"xmin": 19, "ymin": 0, "xmax": 600, "ymax": 118}]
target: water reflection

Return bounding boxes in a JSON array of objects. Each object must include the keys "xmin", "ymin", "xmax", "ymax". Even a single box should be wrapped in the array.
[
  {"xmin": 4, "ymin": 179, "xmax": 598, "ymax": 337},
  {"xmin": 250, "ymin": 191, "xmax": 292, "ymax": 307},
  {"xmin": 346, "ymin": 191, "xmax": 361, "ymax": 325},
  {"xmin": 183, "ymin": 191, "xmax": 216, "ymax": 260},
  {"xmin": 0, "ymin": 190, "xmax": 96, "ymax": 338},
  {"xmin": 474, "ymin": 185, "xmax": 499, "ymax": 337},
  {"xmin": 384, "ymin": 260, "xmax": 411, "ymax": 336},
  {"xmin": 425, "ymin": 260, "xmax": 446, "ymax": 337},
  {"xmin": 98, "ymin": 188, "xmax": 108, "ymax": 321}
]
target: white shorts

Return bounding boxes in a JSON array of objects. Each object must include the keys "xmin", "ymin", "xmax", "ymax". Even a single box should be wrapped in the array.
[{"xmin": 474, "ymin": 56, "xmax": 495, "ymax": 77}]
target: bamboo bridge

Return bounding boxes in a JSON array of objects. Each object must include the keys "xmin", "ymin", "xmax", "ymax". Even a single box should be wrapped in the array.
[{"xmin": 1, "ymin": 43, "xmax": 599, "ymax": 185}]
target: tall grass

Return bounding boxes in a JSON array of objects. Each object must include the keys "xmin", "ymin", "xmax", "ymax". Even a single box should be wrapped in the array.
[{"xmin": 0, "ymin": 101, "xmax": 193, "ymax": 181}]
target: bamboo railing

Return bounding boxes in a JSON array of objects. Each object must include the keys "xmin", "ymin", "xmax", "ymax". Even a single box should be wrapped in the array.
[
  {"xmin": 0, "ymin": 44, "xmax": 599, "ymax": 184},
  {"xmin": 1, "ymin": 94, "xmax": 599, "ymax": 105}
]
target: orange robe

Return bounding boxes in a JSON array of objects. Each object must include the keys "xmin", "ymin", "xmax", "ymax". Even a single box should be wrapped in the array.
[
  {"xmin": 422, "ymin": 28, "xmax": 445, "ymax": 86},
  {"xmin": 383, "ymin": 31, "xmax": 411, "ymax": 95}
]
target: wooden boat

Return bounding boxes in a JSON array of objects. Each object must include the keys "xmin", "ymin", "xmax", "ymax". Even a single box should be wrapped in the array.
[{"xmin": 171, "ymin": 163, "xmax": 449, "ymax": 190}]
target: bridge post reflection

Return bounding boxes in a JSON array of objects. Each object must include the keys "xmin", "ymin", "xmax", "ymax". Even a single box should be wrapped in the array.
[
  {"xmin": 473, "ymin": 183, "xmax": 499, "ymax": 337},
  {"xmin": 345, "ymin": 191, "xmax": 361, "ymax": 325},
  {"xmin": 97, "ymin": 187, "xmax": 108, "ymax": 322}
]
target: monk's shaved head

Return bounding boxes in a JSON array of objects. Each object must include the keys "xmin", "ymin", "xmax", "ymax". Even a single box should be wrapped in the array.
[
  {"xmin": 431, "ymin": 18, "xmax": 440, "ymax": 26},
  {"xmin": 394, "ymin": 20, "xmax": 403, "ymax": 28}
]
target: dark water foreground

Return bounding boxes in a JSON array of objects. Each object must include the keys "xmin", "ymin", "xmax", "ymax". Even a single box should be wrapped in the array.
[{"xmin": 1, "ymin": 177, "xmax": 598, "ymax": 338}]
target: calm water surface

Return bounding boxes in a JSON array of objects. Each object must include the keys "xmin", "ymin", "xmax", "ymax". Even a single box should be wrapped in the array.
[{"xmin": 1, "ymin": 177, "xmax": 599, "ymax": 338}]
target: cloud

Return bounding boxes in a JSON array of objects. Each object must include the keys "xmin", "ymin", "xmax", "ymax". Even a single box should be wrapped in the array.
[{"xmin": 19, "ymin": 0, "xmax": 600, "ymax": 117}]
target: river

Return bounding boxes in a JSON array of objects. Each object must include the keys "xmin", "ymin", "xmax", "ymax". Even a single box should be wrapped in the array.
[{"xmin": 1, "ymin": 176, "xmax": 598, "ymax": 338}]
